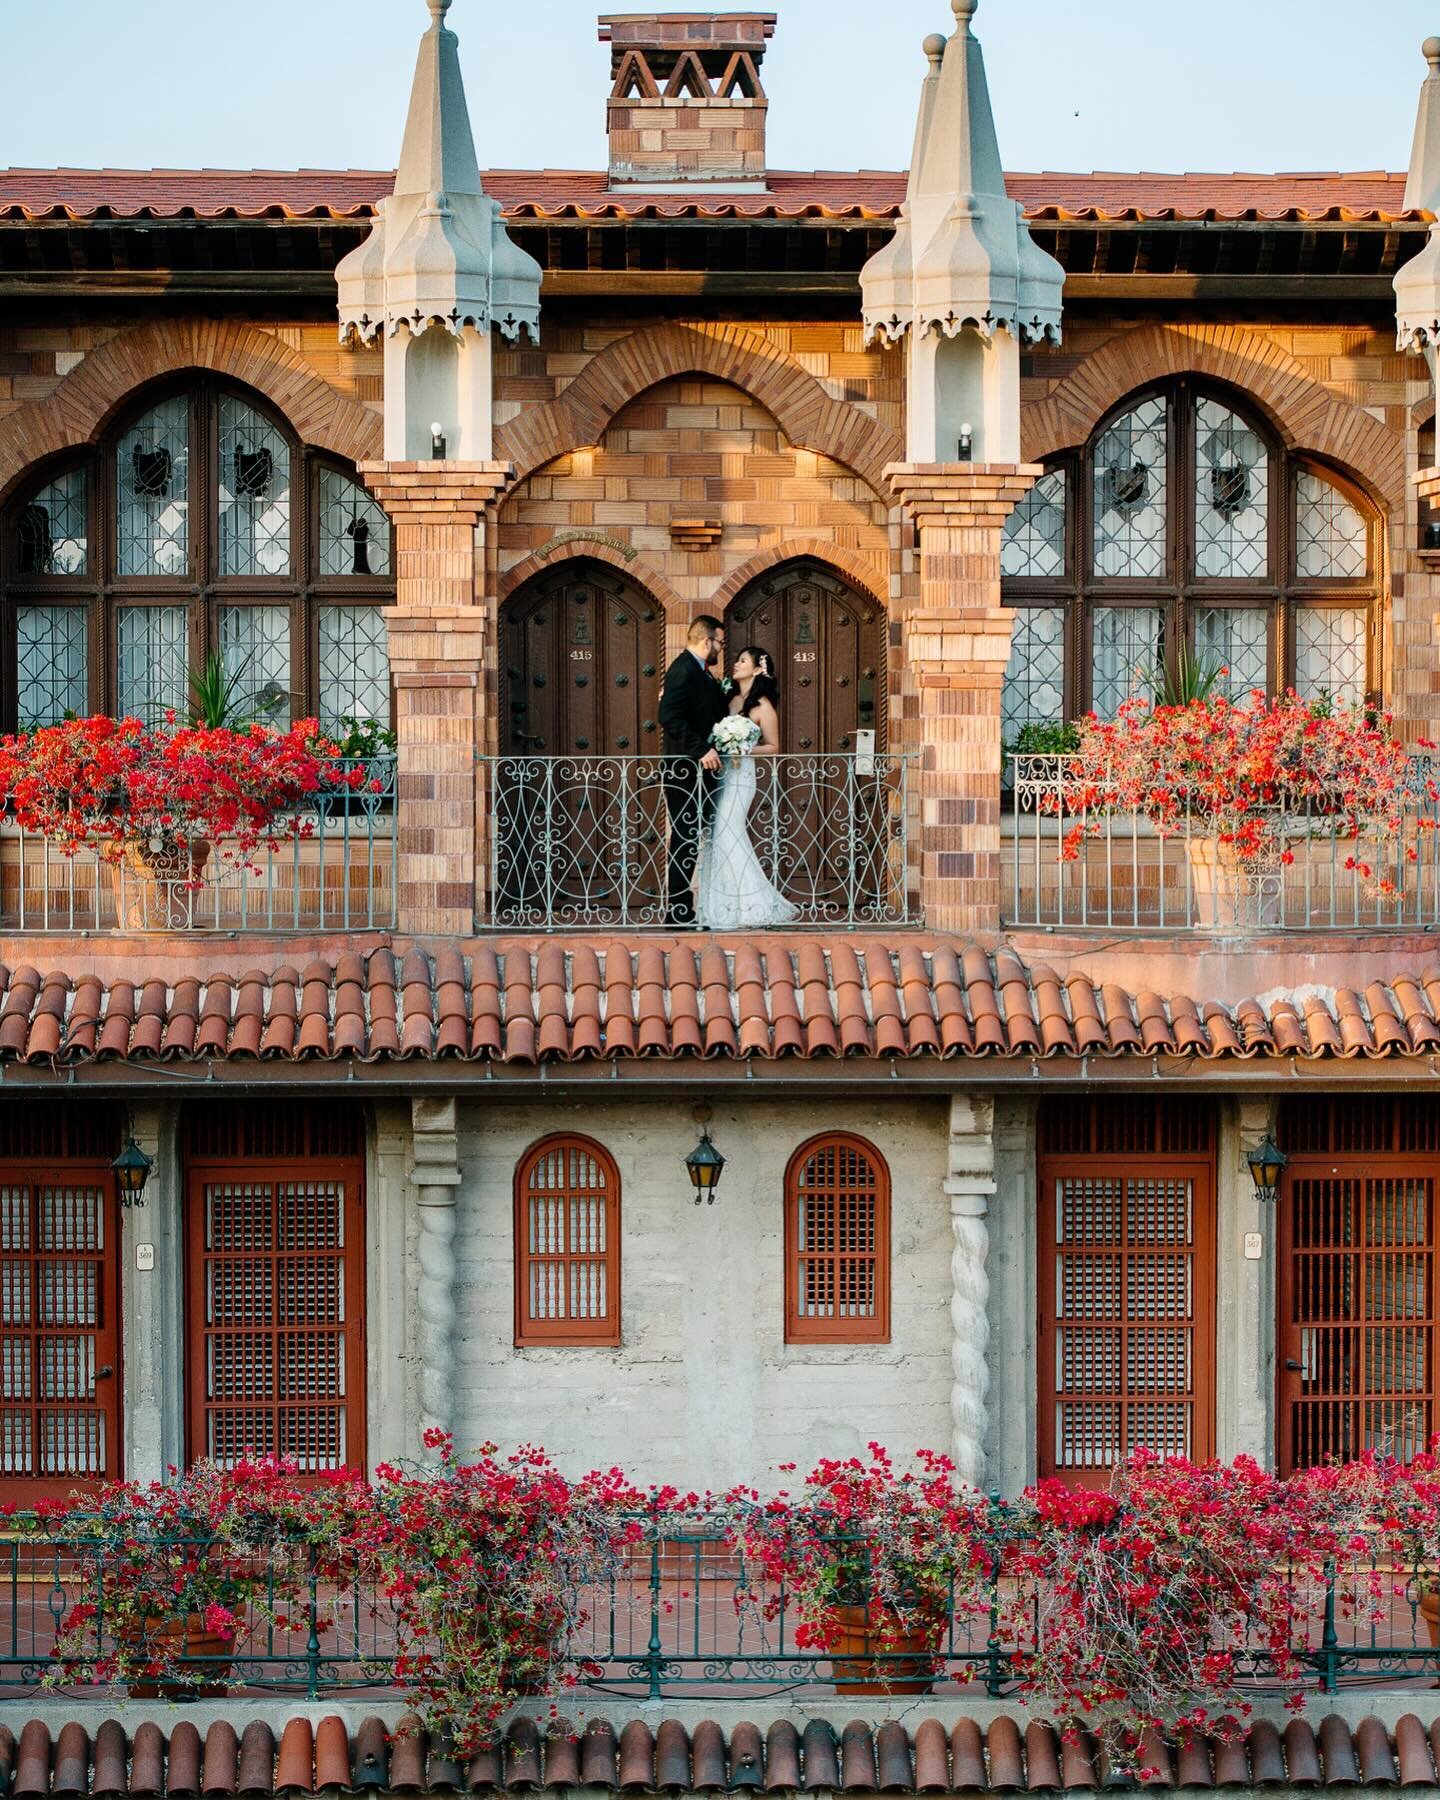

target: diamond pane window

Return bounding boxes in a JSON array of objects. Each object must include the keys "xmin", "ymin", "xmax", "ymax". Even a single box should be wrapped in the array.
[
  {"xmin": 1003, "ymin": 606, "xmax": 1065, "ymax": 743},
  {"xmin": 1092, "ymin": 606, "xmax": 1160, "ymax": 718},
  {"xmin": 17, "ymin": 606, "xmax": 87, "ymax": 727},
  {"xmin": 1002, "ymin": 469, "xmax": 1066, "ymax": 578},
  {"xmin": 118, "ymin": 605, "xmax": 187, "ymax": 723},
  {"xmin": 1195, "ymin": 606, "xmax": 1268, "ymax": 701},
  {"xmin": 1093, "ymin": 396, "xmax": 1167, "ymax": 579},
  {"xmin": 319, "ymin": 606, "xmax": 390, "ymax": 729},
  {"xmin": 1297, "ymin": 606, "xmax": 1367, "ymax": 709},
  {"xmin": 218, "ymin": 397, "xmax": 291, "ymax": 577},
  {"xmin": 221, "ymin": 606, "xmax": 291, "ymax": 727},
  {"xmin": 17, "ymin": 471, "xmax": 87, "ymax": 576},
  {"xmin": 1194, "ymin": 399, "xmax": 1268, "ymax": 579},
  {"xmin": 318, "ymin": 467, "xmax": 391, "ymax": 577},
  {"xmin": 116, "ymin": 395, "xmax": 189, "ymax": 577},
  {"xmin": 1296, "ymin": 471, "xmax": 1368, "ymax": 580}
]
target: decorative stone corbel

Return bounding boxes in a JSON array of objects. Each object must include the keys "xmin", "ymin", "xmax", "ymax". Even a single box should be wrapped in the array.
[
  {"xmin": 946, "ymin": 1092, "xmax": 996, "ymax": 1489},
  {"xmin": 411, "ymin": 1096, "xmax": 462, "ymax": 1445}
]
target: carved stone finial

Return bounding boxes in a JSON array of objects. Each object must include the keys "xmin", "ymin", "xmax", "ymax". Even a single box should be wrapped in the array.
[
  {"xmin": 427, "ymin": 0, "xmax": 452, "ymax": 23},
  {"xmin": 952, "ymin": 0, "xmax": 979, "ymax": 28},
  {"xmin": 923, "ymin": 31, "xmax": 947, "ymax": 69},
  {"xmin": 1427, "ymin": 35, "xmax": 1440, "ymax": 70}
]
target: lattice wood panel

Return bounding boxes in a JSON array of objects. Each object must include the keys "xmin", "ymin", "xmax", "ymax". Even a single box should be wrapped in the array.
[
  {"xmin": 1038, "ymin": 1140, "xmax": 1215, "ymax": 1485},
  {"xmin": 514, "ymin": 1137, "xmax": 620, "ymax": 1346},
  {"xmin": 1278, "ymin": 1162, "xmax": 1435, "ymax": 1474},
  {"xmin": 186, "ymin": 1152, "xmax": 364, "ymax": 1474},
  {"xmin": 785, "ymin": 1133, "xmax": 890, "ymax": 1344},
  {"xmin": 0, "ymin": 1174, "xmax": 119, "ymax": 1501}
]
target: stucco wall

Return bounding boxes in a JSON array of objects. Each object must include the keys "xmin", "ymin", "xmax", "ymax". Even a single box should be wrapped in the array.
[{"xmin": 442, "ymin": 1095, "xmax": 952, "ymax": 1489}]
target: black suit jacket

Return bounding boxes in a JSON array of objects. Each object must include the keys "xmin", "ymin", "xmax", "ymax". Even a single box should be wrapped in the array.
[{"xmin": 659, "ymin": 651, "xmax": 729, "ymax": 760}]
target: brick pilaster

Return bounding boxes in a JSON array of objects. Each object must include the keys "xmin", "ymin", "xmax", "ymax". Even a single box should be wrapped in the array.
[
  {"xmin": 887, "ymin": 462, "xmax": 1041, "ymax": 936},
  {"xmin": 359, "ymin": 462, "xmax": 512, "ymax": 938}
]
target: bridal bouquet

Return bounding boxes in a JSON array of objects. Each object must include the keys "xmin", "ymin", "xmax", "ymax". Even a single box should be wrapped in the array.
[{"xmin": 711, "ymin": 715, "xmax": 761, "ymax": 758}]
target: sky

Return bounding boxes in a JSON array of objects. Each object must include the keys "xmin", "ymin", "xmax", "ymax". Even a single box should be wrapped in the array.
[{"xmin": 0, "ymin": 0, "xmax": 1435, "ymax": 178}]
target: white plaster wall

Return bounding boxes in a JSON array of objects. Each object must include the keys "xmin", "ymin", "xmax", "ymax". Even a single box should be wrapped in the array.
[{"xmin": 449, "ymin": 1096, "xmax": 953, "ymax": 1490}]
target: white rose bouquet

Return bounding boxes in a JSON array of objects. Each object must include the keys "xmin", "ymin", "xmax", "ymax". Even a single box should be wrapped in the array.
[{"xmin": 711, "ymin": 715, "xmax": 762, "ymax": 758}]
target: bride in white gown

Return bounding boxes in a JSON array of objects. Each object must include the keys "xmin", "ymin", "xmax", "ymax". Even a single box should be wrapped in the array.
[{"xmin": 696, "ymin": 646, "xmax": 799, "ymax": 931}]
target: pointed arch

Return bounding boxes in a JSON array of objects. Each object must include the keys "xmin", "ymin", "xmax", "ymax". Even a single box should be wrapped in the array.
[
  {"xmin": 709, "ymin": 539, "xmax": 891, "ymax": 614},
  {"xmin": 1022, "ymin": 322, "xmax": 1405, "ymax": 512},
  {"xmin": 494, "ymin": 322, "xmax": 904, "ymax": 496},
  {"xmin": 498, "ymin": 540, "xmax": 689, "ymax": 628},
  {"xmin": 0, "ymin": 320, "xmax": 383, "ymax": 506}
]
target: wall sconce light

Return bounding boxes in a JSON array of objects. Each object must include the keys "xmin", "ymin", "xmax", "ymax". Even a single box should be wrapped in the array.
[
  {"xmin": 1246, "ymin": 1134, "xmax": 1287, "ymax": 1200},
  {"xmin": 111, "ymin": 1138, "xmax": 154, "ymax": 1209},
  {"xmin": 430, "ymin": 421, "xmax": 447, "ymax": 461},
  {"xmin": 958, "ymin": 423, "xmax": 974, "ymax": 462},
  {"xmin": 684, "ymin": 1105, "xmax": 726, "ymax": 1206}
]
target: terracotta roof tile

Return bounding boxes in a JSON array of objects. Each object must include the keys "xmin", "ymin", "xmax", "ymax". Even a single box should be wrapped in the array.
[
  {"xmin": 7, "ymin": 945, "xmax": 1440, "ymax": 1069},
  {"xmin": 800, "ymin": 1723, "xmax": 839, "ymax": 1792},
  {"xmin": 0, "ymin": 166, "xmax": 1419, "ymax": 225},
  {"xmin": 1394, "ymin": 1713, "xmax": 1436, "ymax": 1785},
  {"xmin": 986, "ymin": 1719, "xmax": 1025, "ymax": 1792}
]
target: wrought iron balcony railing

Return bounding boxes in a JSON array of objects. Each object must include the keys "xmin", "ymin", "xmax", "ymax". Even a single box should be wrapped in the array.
[
  {"xmin": 1005, "ymin": 753, "xmax": 1440, "ymax": 933},
  {"xmin": 3, "ymin": 1520, "xmax": 1437, "ymax": 1700},
  {"xmin": 0, "ymin": 757, "xmax": 397, "ymax": 934},
  {"xmin": 477, "ymin": 753, "xmax": 917, "ymax": 931}
]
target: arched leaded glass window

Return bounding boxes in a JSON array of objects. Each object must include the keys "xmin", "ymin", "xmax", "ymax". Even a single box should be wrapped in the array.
[
  {"xmin": 1001, "ymin": 381, "xmax": 1381, "ymax": 740},
  {"xmin": 1, "ymin": 379, "xmax": 395, "ymax": 731}
]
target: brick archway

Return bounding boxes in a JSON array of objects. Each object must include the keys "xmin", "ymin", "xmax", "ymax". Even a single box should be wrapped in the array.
[
  {"xmin": 497, "ymin": 540, "xmax": 688, "ymax": 627},
  {"xmin": 0, "ymin": 319, "xmax": 383, "ymax": 504},
  {"xmin": 709, "ymin": 540, "xmax": 891, "ymax": 615},
  {"xmin": 494, "ymin": 322, "xmax": 904, "ymax": 496},
  {"xmin": 1022, "ymin": 322, "xmax": 1406, "ymax": 512}
]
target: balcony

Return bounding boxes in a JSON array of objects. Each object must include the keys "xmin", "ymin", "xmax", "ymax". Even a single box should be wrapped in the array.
[
  {"xmin": 0, "ymin": 757, "xmax": 397, "ymax": 934},
  {"xmin": 3, "ymin": 1519, "xmax": 1437, "ymax": 1702},
  {"xmin": 1004, "ymin": 753, "xmax": 1440, "ymax": 934},
  {"xmin": 476, "ymin": 753, "xmax": 916, "ymax": 931}
]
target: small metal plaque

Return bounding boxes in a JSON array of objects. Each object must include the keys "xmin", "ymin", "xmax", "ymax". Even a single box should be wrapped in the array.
[
  {"xmin": 1243, "ymin": 1232, "xmax": 1263, "ymax": 1261},
  {"xmin": 136, "ymin": 1243, "xmax": 155, "ymax": 1272}
]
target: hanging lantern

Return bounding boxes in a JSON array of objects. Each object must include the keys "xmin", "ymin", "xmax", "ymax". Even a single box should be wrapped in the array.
[
  {"xmin": 684, "ymin": 1126, "xmax": 725, "ymax": 1206},
  {"xmin": 111, "ymin": 1138, "xmax": 154, "ymax": 1208},
  {"xmin": 1246, "ymin": 1134, "xmax": 1287, "ymax": 1200}
]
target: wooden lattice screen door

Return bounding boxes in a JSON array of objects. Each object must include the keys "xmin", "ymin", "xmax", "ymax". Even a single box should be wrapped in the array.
[
  {"xmin": 1037, "ymin": 1100, "xmax": 1216, "ymax": 1485},
  {"xmin": 1277, "ymin": 1162, "xmax": 1436, "ymax": 1473},
  {"xmin": 0, "ymin": 1157, "xmax": 122, "ymax": 1503},
  {"xmin": 185, "ymin": 1106, "xmax": 366, "ymax": 1472}
]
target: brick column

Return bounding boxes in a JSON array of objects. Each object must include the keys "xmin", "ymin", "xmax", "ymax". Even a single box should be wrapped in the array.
[
  {"xmin": 887, "ymin": 463, "xmax": 1040, "ymax": 934},
  {"xmin": 359, "ymin": 461, "xmax": 512, "ymax": 938}
]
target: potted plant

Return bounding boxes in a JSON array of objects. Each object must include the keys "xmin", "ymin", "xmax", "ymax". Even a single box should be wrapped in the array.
[
  {"xmin": 1047, "ymin": 691, "xmax": 1428, "ymax": 931},
  {"xmin": 0, "ymin": 713, "xmax": 361, "ymax": 929},
  {"xmin": 720, "ymin": 1445, "xmax": 988, "ymax": 1696},
  {"xmin": 324, "ymin": 715, "xmax": 398, "ymax": 817}
]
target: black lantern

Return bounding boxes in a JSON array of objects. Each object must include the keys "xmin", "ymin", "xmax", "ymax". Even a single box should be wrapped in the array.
[
  {"xmin": 111, "ymin": 1138, "xmax": 154, "ymax": 1208},
  {"xmin": 684, "ymin": 1126, "xmax": 725, "ymax": 1206},
  {"xmin": 1246, "ymin": 1134, "xmax": 1287, "ymax": 1200}
]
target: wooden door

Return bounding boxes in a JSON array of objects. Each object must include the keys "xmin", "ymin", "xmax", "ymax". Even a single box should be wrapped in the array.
[
  {"xmin": 1277, "ymin": 1162, "xmax": 1436, "ymax": 1474},
  {"xmin": 185, "ymin": 1104, "xmax": 365, "ymax": 1474},
  {"xmin": 1037, "ymin": 1099, "xmax": 1216, "ymax": 1484},
  {"xmin": 724, "ymin": 560, "xmax": 883, "ymax": 754},
  {"xmin": 0, "ymin": 1172, "xmax": 121, "ymax": 1502},
  {"xmin": 499, "ymin": 559, "xmax": 663, "ymax": 757}
]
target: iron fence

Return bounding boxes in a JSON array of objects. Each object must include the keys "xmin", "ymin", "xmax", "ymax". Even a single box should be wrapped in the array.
[
  {"xmin": 0, "ymin": 757, "xmax": 397, "ymax": 933},
  {"xmin": 477, "ymin": 753, "xmax": 916, "ymax": 931},
  {"xmin": 5, "ymin": 1518, "xmax": 1439, "ymax": 1701},
  {"xmin": 1005, "ymin": 753, "xmax": 1440, "ymax": 932}
]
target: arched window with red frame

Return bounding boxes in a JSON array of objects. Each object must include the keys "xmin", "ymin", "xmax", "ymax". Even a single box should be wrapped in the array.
[
  {"xmin": 514, "ymin": 1135, "xmax": 621, "ymax": 1347},
  {"xmin": 784, "ymin": 1132, "xmax": 891, "ymax": 1345}
]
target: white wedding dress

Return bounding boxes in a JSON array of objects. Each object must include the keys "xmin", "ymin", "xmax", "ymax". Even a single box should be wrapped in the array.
[{"xmin": 696, "ymin": 754, "xmax": 799, "ymax": 930}]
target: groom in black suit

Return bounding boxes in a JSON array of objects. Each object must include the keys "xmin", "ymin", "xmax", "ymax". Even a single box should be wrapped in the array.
[{"xmin": 658, "ymin": 614, "xmax": 730, "ymax": 927}]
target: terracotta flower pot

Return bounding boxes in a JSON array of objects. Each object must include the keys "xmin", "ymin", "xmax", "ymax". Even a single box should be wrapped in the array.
[
  {"xmin": 122, "ymin": 1615, "xmax": 237, "ymax": 1700},
  {"xmin": 1420, "ymin": 1587, "xmax": 1440, "ymax": 1654},
  {"xmin": 829, "ymin": 1602, "xmax": 944, "ymax": 1696},
  {"xmin": 112, "ymin": 837, "xmax": 211, "ymax": 931}
]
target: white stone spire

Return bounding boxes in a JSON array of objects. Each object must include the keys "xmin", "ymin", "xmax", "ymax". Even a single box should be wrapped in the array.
[
  {"xmin": 336, "ymin": 0, "xmax": 541, "ymax": 459},
  {"xmin": 1397, "ymin": 39, "xmax": 1440, "ymax": 367},
  {"xmin": 861, "ymin": 0, "xmax": 1063, "ymax": 463}
]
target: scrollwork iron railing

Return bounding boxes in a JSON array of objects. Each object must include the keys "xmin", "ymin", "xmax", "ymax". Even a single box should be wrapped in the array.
[
  {"xmin": 0, "ymin": 755, "xmax": 397, "ymax": 933},
  {"xmin": 4, "ymin": 1519, "xmax": 1440, "ymax": 1699},
  {"xmin": 477, "ymin": 753, "xmax": 916, "ymax": 930},
  {"xmin": 1005, "ymin": 752, "xmax": 1440, "ymax": 932}
]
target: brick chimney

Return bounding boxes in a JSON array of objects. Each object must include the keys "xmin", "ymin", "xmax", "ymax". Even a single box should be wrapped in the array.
[{"xmin": 599, "ymin": 13, "xmax": 775, "ymax": 190}]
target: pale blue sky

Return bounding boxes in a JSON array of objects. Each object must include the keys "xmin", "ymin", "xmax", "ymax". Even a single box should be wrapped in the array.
[{"xmin": 1, "ymin": 0, "xmax": 1435, "ymax": 177}]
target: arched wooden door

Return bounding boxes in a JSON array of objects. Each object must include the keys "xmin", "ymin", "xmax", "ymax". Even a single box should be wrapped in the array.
[
  {"xmin": 496, "ymin": 560, "xmax": 667, "ymax": 923},
  {"xmin": 724, "ymin": 560, "xmax": 883, "ymax": 753},
  {"xmin": 500, "ymin": 559, "xmax": 663, "ymax": 757}
]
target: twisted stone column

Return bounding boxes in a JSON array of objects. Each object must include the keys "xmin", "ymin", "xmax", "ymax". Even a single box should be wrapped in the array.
[
  {"xmin": 946, "ymin": 1094, "xmax": 996, "ymax": 1489},
  {"xmin": 410, "ymin": 1097, "xmax": 462, "ymax": 1447}
]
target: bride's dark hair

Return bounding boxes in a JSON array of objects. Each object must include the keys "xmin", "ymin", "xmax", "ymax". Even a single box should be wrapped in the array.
[{"xmin": 737, "ymin": 645, "xmax": 781, "ymax": 714}]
